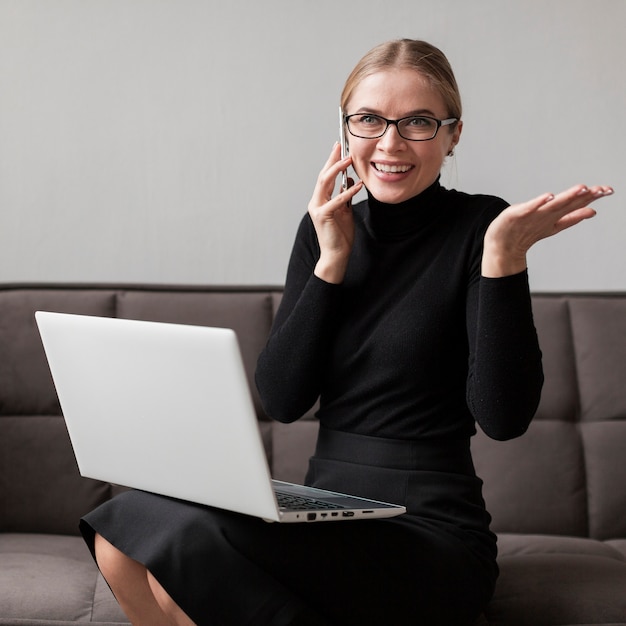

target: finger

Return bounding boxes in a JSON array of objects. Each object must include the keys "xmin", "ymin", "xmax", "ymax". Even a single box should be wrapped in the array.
[
  {"xmin": 551, "ymin": 184, "xmax": 613, "ymax": 204},
  {"xmin": 339, "ymin": 179, "xmax": 363, "ymax": 200},
  {"xmin": 312, "ymin": 155, "xmax": 353, "ymax": 204},
  {"xmin": 308, "ymin": 180, "xmax": 363, "ymax": 219},
  {"xmin": 325, "ymin": 180, "xmax": 363, "ymax": 213},
  {"xmin": 320, "ymin": 142, "xmax": 353, "ymax": 183},
  {"xmin": 588, "ymin": 185, "xmax": 614, "ymax": 198},
  {"xmin": 321, "ymin": 142, "xmax": 343, "ymax": 170},
  {"xmin": 512, "ymin": 192, "xmax": 556, "ymax": 216},
  {"xmin": 540, "ymin": 184, "xmax": 613, "ymax": 217},
  {"xmin": 342, "ymin": 180, "xmax": 363, "ymax": 209},
  {"xmin": 309, "ymin": 181, "xmax": 363, "ymax": 215},
  {"xmin": 314, "ymin": 144, "xmax": 345, "ymax": 192},
  {"xmin": 552, "ymin": 206, "xmax": 598, "ymax": 234}
]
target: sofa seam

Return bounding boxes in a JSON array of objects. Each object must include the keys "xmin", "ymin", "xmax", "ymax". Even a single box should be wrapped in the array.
[{"xmin": 566, "ymin": 299, "xmax": 591, "ymax": 538}]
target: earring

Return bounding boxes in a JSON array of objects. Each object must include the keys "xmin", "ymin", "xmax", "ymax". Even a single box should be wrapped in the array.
[{"xmin": 447, "ymin": 149, "xmax": 455, "ymax": 157}]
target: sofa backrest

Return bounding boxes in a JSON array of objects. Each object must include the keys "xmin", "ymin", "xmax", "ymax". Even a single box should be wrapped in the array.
[
  {"xmin": 1, "ymin": 285, "xmax": 625, "ymax": 540},
  {"xmin": 472, "ymin": 294, "xmax": 626, "ymax": 540},
  {"xmin": 0, "ymin": 285, "xmax": 318, "ymax": 535}
]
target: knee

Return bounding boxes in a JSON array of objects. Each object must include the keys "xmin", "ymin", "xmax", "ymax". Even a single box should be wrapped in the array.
[
  {"xmin": 94, "ymin": 533, "xmax": 142, "ymax": 592},
  {"xmin": 94, "ymin": 533, "xmax": 119, "ymax": 574}
]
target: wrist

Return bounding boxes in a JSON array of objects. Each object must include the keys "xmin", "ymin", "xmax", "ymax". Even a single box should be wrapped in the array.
[
  {"xmin": 314, "ymin": 254, "xmax": 349, "ymax": 284},
  {"xmin": 481, "ymin": 244, "xmax": 527, "ymax": 278}
]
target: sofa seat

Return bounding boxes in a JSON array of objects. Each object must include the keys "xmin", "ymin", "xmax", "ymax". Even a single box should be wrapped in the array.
[
  {"xmin": 0, "ymin": 533, "xmax": 128, "ymax": 625},
  {"xmin": 485, "ymin": 533, "xmax": 626, "ymax": 625}
]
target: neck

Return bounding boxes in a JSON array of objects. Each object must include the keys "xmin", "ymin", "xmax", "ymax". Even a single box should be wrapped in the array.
[{"xmin": 365, "ymin": 179, "xmax": 442, "ymax": 241}]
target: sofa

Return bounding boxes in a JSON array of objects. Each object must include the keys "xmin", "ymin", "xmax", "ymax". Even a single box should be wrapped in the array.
[{"xmin": 1, "ymin": 283, "xmax": 625, "ymax": 626}]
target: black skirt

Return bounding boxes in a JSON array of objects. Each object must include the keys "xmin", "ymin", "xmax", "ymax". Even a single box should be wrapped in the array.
[{"xmin": 81, "ymin": 428, "xmax": 498, "ymax": 626}]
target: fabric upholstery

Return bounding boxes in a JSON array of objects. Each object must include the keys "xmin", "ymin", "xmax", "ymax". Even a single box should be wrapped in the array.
[
  {"xmin": 488, "ymin": 554, "xmax": 626, "ymax": 625},
  {"xmin": 0, "ymin": 289, "xmax": 116, "ymax": 415},
  {"xmin": 0, "ymin": 416, "xmax": 111, "ymax": 534},
  {"xmin": 1, "ymin": 285, "xmax": 625, "ymax": 625},
  {"xmin": 0, "ymin": 533, "xmax": 127, "ymax": 623},
  {"xmin": 471, "ymin": 421, "xmax": 588, "ymax": 536},
  {"xmin": 570, "ymin": 298, "xmax": 626, "ymax": 422},
  {"xmin": 530, "ymin": 297, "xmax": 579, "ymax": 423},
  {"xmin": 581, "ymin": 421, "xmax": 626, "ymax": 539}
]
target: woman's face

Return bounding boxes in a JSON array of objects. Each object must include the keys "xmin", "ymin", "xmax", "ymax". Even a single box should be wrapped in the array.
[{"xmin": 345, "ymin": 68, "xmax": 462, "ymax": 204}]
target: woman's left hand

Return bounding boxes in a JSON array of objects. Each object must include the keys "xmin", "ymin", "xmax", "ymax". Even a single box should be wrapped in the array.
[{"xmin": 482, "ymin": 184, "xmax": 614, "ymax": 278}]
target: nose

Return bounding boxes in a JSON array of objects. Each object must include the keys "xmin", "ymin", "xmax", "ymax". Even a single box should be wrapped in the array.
[{"xmin": 377, "ymin": 123, "xmax": 406, "ymax": 152}]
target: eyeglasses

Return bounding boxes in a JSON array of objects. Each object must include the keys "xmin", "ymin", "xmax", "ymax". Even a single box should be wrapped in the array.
[{"xmin": 345, "ymin": 113, "xmax": 458, "ymax": 142}]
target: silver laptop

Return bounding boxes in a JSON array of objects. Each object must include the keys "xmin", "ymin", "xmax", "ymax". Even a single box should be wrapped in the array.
[{"xmin": 35, "ymin": 311, "xmax": 406, "ymax": 523}]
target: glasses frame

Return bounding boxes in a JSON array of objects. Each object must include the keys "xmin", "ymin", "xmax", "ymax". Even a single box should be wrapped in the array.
[{"xmin": 345, "ymin": 113, "xmax": 458, "ymax": 142}]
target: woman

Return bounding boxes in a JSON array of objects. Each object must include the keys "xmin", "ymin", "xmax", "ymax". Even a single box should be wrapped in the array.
[{"xmin": 84, "ymin": 39, "xmax": 613, "ymax": 625}]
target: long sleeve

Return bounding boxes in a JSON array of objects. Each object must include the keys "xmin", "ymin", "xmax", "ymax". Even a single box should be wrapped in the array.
[
  {"xmin": 256, "ymin": 184, "xmax": 544, "ymax": 442},
  {"xmin": 255, "ymin": 215, "xmax": 339, "ymax": 422},
  {"xmin": 466, "ymin": 271, "xmax": 544, "ymax": 440}
]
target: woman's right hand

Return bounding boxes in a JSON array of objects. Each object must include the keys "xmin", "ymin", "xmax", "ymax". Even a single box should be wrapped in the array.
[{"xmin": 308, "ymin": 143, "xmax": 363, "ymax": 284}]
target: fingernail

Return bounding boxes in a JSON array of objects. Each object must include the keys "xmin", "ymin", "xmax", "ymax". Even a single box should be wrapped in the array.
[{"xmin": 577, "ymin": 186, "xmax": 589, "ymax": 195}]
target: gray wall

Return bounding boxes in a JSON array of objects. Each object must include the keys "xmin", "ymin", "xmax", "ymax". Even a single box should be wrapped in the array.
[{"xmin": 1, "ymin": 0, "xmax": 623, "ymax": 290}]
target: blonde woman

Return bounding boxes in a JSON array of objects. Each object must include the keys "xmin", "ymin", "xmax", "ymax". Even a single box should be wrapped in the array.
[{"xmin": 84, "ymin": 39, "xmax": 613, "ymax": 626}]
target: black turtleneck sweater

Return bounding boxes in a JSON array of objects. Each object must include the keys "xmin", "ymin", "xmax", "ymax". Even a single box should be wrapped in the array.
[{"xmin": 255, "ymin": 181, "xmax": 543, "ymax": 442}]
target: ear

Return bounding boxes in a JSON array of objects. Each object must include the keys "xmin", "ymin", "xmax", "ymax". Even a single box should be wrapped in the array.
[{"xmin": 448, "ymin": 120, "xmax": 463, "ymax": 155}]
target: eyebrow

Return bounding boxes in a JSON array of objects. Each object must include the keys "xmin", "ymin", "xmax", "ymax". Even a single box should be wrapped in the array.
[{"xmin": 353, "ymin": 107, "xmax": 439, "ymax": 118}]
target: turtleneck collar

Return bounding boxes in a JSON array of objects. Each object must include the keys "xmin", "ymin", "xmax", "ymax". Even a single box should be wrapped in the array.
[{"xmin": 365, "ymin": 177, "xmax": 443, "ymax": 242}]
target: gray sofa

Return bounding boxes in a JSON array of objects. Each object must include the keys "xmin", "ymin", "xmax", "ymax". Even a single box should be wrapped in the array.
[{"xmin": 1, "ymin": 284, "xmax": 625, "ymax": 626}]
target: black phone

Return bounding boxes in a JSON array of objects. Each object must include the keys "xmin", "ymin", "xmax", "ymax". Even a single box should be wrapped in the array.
[{"xmin": 339, "ymin": 106, "xmax": 348, "ymax": 191}]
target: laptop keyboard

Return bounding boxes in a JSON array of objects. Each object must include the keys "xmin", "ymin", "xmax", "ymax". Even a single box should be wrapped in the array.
[{"xmin": 276, "ymin": 491, "xmax": 345, "ymax": 511}]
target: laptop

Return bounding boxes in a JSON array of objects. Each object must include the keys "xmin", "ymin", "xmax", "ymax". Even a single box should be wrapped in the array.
[{"xmin": 35, "ymin": 311, "xmax": 406, "ymax": 523}]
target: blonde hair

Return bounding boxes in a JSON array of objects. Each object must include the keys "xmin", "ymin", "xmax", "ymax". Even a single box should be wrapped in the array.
[{"xmin": 340, "ymin": 39, "xmax": 462, "ymax": 123}]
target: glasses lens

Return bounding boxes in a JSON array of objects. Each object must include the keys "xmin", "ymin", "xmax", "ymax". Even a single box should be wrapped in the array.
[
  {"xmin": 347, "ymin": 115, "xmax": 441, "ymax": 140},
  {"xmin": 347, "ymin": 114, "xmax": 387, "ymax": 138},
  {"xmin": 398, "ymin": 117, "xmax": 438, "ymax": 140}
]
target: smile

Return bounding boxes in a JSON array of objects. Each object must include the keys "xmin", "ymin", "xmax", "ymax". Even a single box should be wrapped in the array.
[{"xmin": 373, "ymin": 163, "xmax": 413, "ymax": 173}]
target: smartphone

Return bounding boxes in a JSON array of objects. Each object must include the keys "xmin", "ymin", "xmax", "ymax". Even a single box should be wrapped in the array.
[{"xmin": 339, "ymin": 106, "xmax": 348, "ymax": 191}]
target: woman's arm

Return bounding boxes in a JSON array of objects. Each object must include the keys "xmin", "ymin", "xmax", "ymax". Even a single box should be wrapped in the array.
[
  {"xmin": 469, "ymin": 183, "xmax": 613, "ymax": 440},
  {"xmin": 255, "ymin": 217, "xmax": 341, "ymax": 422},
  {"xmin": 255, "ymin": 144, "xmax": 363, "ymax": 422},
  {"xmin": 466, "ymin": 271, "xmax": 544, "ymax": 440}
]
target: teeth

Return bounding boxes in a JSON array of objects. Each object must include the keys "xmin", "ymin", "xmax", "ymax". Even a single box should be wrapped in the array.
[{"xmin": 374, "ymin": 163, "xmax": 412, "ymax": 173}]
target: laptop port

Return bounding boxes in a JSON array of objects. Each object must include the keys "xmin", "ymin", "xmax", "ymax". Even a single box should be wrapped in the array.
[
  {"xmin": 331, "ymin": 512, "xmax": 338, "ymax": 517},
  {"xmin": 307, "ymin": 513, "xmax": 317, "ymax": 521},
  {"xmin": 342, "ymin": 511, "xmax": 355, "ymax": 517}
]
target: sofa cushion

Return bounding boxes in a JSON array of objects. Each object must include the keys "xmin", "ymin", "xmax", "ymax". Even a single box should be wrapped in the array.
[
  {"xmin": 531, "ymin": 297, "xmax": 579, "ymax": 423},
  {"xmin": 581, "ymin": 421, "xmax": 626, "ymax": 540},
  {"xmin": 497, "ymin": 533, "xmax": 625, "ymax": 561},
  {"xmin": 0, "ymin": 533, "xmax": 128, "ymax": 624},
  {"xmin": 606, "ymin": 539, "xmax": 626, "ymax": 559},
  {"xmin": 472, "ymin": 420, "xmax": 587, "ymax": 536},
  {"xmin": 271, "ymin": 419, "xmax": 319, "ymax": 484},
  {"xmin": 486, "ymin": 553, "xmax": 626, "ymax": 625},
  {"xmin": 0, "ymin": 289, "xmax": 116, "ymax": 415},
  {"xmin": 0, "ymin": 416, "xmax": 110, "ymax": 535},
  {"xmin": 570, "ymin": 298, "xmax": 626, "ymax": 423}
]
